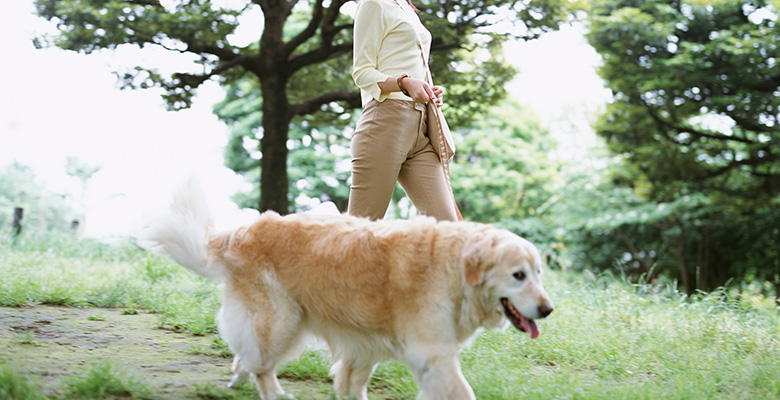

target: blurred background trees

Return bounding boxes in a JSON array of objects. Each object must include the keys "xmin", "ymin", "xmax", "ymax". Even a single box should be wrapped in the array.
[
  {"xmin": 0, "ymin": 163, "xmax": 76, "ymax": 233},
  {"xmin": 33, "ymin": 0, "xmax": 581, "ymax": 213},
  {"xmin": 21, "ymin": 0, "xmax": 779, "ymax": 297},
  {"xmin": 580, "ymin": 0, "xmax": 779, "ymax": 294}
]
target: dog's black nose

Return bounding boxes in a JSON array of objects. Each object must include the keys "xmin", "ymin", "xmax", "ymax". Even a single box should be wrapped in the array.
[{"xmin": 538, "ymin": 303, "xmax": 554, "ymax": 318}]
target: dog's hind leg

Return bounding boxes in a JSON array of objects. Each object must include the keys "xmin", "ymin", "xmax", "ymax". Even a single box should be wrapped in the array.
[
  {"xmin": 249, "ymin": 306, "xmax": 307, "ymax": 400},
  {"xmin": 219, "ymin": 286, "xmax": 305, "ymax": 399},
  {"xmin": 246, "ymin": 319, "xmax": 305, "ymax": 400},
  {"xmin": 331, "ymin": 360, "xmax": 377, "ymax": 400}
]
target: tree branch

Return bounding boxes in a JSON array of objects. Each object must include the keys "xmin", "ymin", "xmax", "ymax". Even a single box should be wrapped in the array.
[
  {"xmin": 174, "ymin": 56, "xmax": 247, "ymax": 87},
  {"xmin": 728, "ymin": 113, "xmax": 779, "ymax": 134},
  {"xmin": 284, "ymin": 0, "xmax": 351, "ymax": 73},
  {"xmin": 287, "ymin": 42, "xmax": 353, "ymax": 72},
  {"xmin": 185, "ymin": 42, "xmax": 244, "ymax": 64},
  {"xmin": 126, "ymin": 0, "xmax": 161, "ymax": 6},
  {"xmin": 644, "ymin": 104, "xmax": 757, "ymax": 145},
  {"xmin": 285, "ymin": 0, "xmax": 324, "ymax": 56}
]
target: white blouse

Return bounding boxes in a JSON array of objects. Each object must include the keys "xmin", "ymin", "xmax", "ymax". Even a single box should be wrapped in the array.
[{"xmin": 352, "ymin": 0, "xmax": 432, "ymax": 107}]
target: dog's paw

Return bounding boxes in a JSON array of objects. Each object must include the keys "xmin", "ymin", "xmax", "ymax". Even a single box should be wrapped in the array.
[{"xmin": 226, "ymin": 375, "xmax": 240, "ymax": 388}]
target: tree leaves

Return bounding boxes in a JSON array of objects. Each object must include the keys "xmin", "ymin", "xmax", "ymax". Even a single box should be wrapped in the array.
[{"xmin": 579, "ymin": 0, "xmax": 780, "ymax": 292}]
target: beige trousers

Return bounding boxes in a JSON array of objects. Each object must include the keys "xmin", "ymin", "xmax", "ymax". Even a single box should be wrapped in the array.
[{"xmin": 348, "ymin": 99, "xmax": 458, "ymax": 221}]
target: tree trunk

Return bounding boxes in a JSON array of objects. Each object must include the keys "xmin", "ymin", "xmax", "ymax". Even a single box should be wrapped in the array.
[
  {"xmin": 255, "ymin": 2, "xmax": 295, "ymax": 214},
  {"xmin": 676, "ymin": 219, "xmax": 692, "ymax": 295},
  {"xmin": 775, "ymin": 279, "xmax": 780, "ymax": 305},
  {"xmin": 259, "ymin": 75, "xmax": 291, "ymax": 214},
  {"xmin": 13, "ymin": 207, "xmax": 23, "ymax": 236}
]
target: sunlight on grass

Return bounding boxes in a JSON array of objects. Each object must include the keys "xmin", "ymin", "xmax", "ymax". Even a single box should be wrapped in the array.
[{"xmin": 2, "ymin": 232, "xmax": 779, "ymax": 399}]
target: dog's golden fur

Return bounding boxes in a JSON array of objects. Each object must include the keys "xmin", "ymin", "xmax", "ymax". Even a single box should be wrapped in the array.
[{"xmin": 140, "ymin": 180, "xmax": 553, "ymax": 400}]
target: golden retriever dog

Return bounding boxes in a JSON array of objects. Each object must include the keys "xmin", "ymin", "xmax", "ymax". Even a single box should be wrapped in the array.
[{"xmin": 139, "ymin": 180, "xmax": 553, "ymax": 400}]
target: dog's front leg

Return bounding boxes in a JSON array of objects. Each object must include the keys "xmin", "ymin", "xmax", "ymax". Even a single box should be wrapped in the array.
[
  {"xmin": 409, "ymin": 354, "xmax": 475, "ymax": 400},
  {"xmin": 331, "ymin": 360, "xmax": 377, "ymax": 400},
  {"xmin": 228, "ymin": 356, "xmax": 250, "ymax": 388},
  {"xmin": 254, "ymin": 370, "xmax": 294, "ymax": 400}
]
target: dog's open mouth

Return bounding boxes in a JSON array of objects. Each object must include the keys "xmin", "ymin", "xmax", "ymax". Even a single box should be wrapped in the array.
[{"xmin": 501, "ymin": 298, "xmax": 540, "ymax": 339}]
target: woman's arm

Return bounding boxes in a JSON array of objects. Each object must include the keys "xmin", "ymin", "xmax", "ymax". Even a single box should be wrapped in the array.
[{"xmin": 352, "ymin": 0, "xmax": 390, "ymax": 102}]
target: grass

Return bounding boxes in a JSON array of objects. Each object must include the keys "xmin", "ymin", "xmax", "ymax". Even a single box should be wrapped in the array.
[
  {"xmin": 1, "ymin": 233, "xmax": 222, "ymax": 334},
  {"xmin": 0, "ymin": 361, "xmax": 149, "ymax": 400},
  {"xmin": 2, "ymin": 231, "xmax": 779, "ymax": 399},
  {"xmin": 0, "ymin": 363, "xmax": 43, "ymax": 400},
  {"xmin": 61, "ymin": 362, "xmax": 151, "ymax": 399}
]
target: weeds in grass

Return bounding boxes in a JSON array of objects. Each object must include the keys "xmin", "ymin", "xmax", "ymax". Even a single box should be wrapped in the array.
[
  {"xmin": 0, "ymin": 363, "xmax": 42, "ymax": 400},
  {"xmin": 2, "ymin": 232, "xmax": 221, "ymax": 333},
  {"xmin": 62, "ymin": 362, "xmax": 150, "ymax": 399},
  {"xmin": 189, "ymin": 336, "xmax": 234, "ymax": 358},
  {"xmin": 370, "ymin": 360, "xmax": 418, "ymax": 398},
  {"xmin": 278, "ymin": 349, "xmax": 331, "ymax": 382},
  {"xmin": 13, "ymin": 330, "xmax": 38, "ymax": 346},
  {"xmin": 192, "ymin": 382, "xmax": 257, "ymax": 400}
]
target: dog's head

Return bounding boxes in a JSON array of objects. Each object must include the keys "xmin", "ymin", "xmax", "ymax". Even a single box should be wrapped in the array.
[{"xmin": 461, "ymin": 229, "xmax": 554, "ymax": 339}]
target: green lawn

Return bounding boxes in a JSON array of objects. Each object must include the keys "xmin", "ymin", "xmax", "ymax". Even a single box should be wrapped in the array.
[{"xmin": 1, "ymin": 233, "xmax": 778, "ymax": 399}]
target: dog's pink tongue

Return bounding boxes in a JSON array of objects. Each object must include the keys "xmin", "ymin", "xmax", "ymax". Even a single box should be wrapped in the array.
[{"xmin": 521, "ymin": 317, "xmax": 540, "ymax": 339}]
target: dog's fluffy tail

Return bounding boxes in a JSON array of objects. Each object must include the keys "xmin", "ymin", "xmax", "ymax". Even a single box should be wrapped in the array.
[{"xmin": 138, "ymin": 177, "xmax": 226, "ymax": 281}]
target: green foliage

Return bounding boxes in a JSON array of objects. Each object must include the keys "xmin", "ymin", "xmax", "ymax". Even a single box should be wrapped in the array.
[
  {"xmin": 424, "ymin": 27, "xmax": 520, "ymax": 128},
  {"xmin": 34, "ymin": 0, "xmax": 244, "ymax": 110},
  {"xmin": 581, "ymin": 0, "xmax": 780, "ymax": 293},
  {"xmin": 0, "ymin": 163, "xmax": 76, "ymax": 234},
  {"xmin": 65, "ymin": 156, "xmax": 100, "ymax": 183},
  {"xmin": 588, "ymin": 0, "xmax": 779, "ymax": 200},
  {"xmin": 587, "ymin": 0, "xmax": 780, "ymax": 198},
  {"xmin": 452, "ymin": 100, "xmax": 563, "ymax": 224},
  {"xmin": 547, "ymin": 161, "xmax": 780, "ymax": 295},
  {"xmin": 214, "ymin": 76, "xmax": 355, "ymax": 211}
]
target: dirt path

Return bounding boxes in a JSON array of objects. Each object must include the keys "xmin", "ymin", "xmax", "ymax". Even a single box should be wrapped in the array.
[{"xmin": 0, "ymin": 306, "xmax": 335, "ymax": 399}]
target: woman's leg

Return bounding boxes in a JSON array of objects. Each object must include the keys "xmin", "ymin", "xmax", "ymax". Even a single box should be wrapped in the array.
[
  {"xmin": 397, "ymin": 145, "xmax": 459, "ymax": 222},
  {"xmin": 348, "ymin": 100, "xmax": 423, "ymax": 220},
  {"xmin": 397, "ymin": 109, "xmax": 459, "ymax": 222}
]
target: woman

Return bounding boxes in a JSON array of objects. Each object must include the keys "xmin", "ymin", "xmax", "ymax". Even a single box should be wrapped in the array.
[{"xmin": 349, "ymin": 0, "xmax": 459, "ymax": 221}]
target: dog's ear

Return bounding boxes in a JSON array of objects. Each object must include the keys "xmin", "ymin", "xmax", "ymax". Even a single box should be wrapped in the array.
[{"xmin": 461, "ymin": 233, "xmax": 497, "ymax": 286}]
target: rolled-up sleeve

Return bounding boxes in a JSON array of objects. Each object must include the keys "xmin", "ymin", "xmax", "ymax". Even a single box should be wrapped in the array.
[{"xmin": 352, "ymin": 0, "xmax": 390, "ymax": 103}]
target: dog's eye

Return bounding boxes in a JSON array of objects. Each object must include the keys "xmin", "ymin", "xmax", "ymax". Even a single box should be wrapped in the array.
[{"xmin": 513, "ymin": 271, "xmax": 527, "ymax": 281}]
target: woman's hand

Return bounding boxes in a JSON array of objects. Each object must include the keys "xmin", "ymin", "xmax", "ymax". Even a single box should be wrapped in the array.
[
  {"xmin": 378, "ymin": 76, "xmax": 444, "ymax": 106},
  {"xmin": 431, "ymin": 85, "xmax": 444, "ymax": 107},
  {"xmin": 402, "ymin": 78, "xmax": 444, "ymax": 106}
]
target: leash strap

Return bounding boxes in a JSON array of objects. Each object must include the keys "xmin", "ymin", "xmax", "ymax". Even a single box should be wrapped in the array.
[
  {"xmin": 431, "ymin": 107, "xmax": 463, "ymax": 220},
  {"xmin": 416, "ymin": 34, "xmax": 463, "ymax": 220}
]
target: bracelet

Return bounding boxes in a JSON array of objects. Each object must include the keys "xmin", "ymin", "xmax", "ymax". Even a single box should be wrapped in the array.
[{"xmin": 397, "ymin": 74, "xmax": 411, "ymax": 97}]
